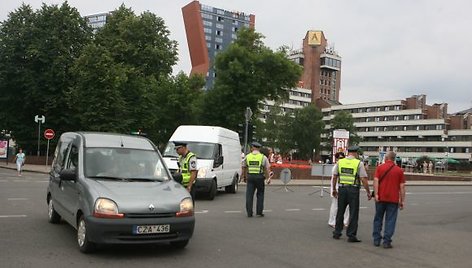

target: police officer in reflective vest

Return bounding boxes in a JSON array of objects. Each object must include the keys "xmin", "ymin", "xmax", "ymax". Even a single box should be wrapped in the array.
[
  {"xmin": 241, "ymin": 142, "xmax": 271, "ymax": 217},
  {"xmin": 174, "ymin": 141, "xmax": 197, "ymax": 202},
  {"xmin": 332, "ymin": 145, "xmax": 372, "ymax": 242}
]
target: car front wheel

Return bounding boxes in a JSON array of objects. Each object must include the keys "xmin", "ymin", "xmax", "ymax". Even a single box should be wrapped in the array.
[{"xmin": 77, "ymin": 215, "xmax": 96, "ymax": 253}]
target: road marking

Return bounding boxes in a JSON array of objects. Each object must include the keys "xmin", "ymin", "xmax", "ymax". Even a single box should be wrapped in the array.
[
  {"xmin": 312, "ymin": 208, "xmax": 326, "ymax": 211},
  {"xmin": 7, "ymin": 198, "xmax": 28, "ymax": 201},
  {"xmin": 0, "ymin": 215, "xmax": 27, "ymax": 218},
  {"xmin": 285, "ymin": 209, "xmax": 301, "ymax": 211},
  {"xmin": 224, "ymin": 210, "xmax": 242, "ymax": 213},
  {"xmin": 195, "ymin": 210, "xmax": 209, "ymax": 214},
  {"xmin": 263, "ymin": 209, "xmax": 272, "ymax": 213}
]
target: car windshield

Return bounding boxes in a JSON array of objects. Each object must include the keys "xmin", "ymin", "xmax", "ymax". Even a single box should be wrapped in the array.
[
  {"xmin": 162, "ymin": 142, "xmax": 217, "ymax": 160},
  {"xmin": 84, "ymin": 148, "xmax": 170, "ymax": 181}
]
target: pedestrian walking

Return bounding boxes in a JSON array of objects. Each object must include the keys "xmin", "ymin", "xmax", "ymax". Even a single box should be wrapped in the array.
[
  {"xmin": 372, "ymin": 151, "xmax": 406, "ymax": 248},
  {"xmin": 329, "ymin": 151, "xmax": 349, "ymax": 228},
  {"xmin": 174, "ymin": 141, "xmax": 197, "ymax": 203},
  {"xmin": 14, "ymin": 148, "xmax": 26, "ymax": 176},
  {"xmin": 241, "ymin": 142, "xmax": 271, "ymax": 217},
  {"xmin": 332, "ymin": 145, "xmax": 372, "ymax": 242}
]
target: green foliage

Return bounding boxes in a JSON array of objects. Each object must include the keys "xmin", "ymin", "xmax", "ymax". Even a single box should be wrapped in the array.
[
  {"xmin": 198, "ymin": 28, "xmax": 302, "ymax": 131},
  {"xmin": 328, "ymin": 110, "xmax": 361, "ymax": 145},
  {"xmin": 0, "ymin": 3, "xmax": 92, "ymax": 153},
  {"xmin": 68, "ymin": 5, "xmax": 184, "ymax": 148},
  {"xmin": 290, "ymin": 105, "xmax": 325, "ymax": 160}
]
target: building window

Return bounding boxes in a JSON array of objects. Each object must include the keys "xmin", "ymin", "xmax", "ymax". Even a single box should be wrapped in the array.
[
  {"xmin": 216, "ymin": 23, "xmax": 224, "ymax": 29},
  {"xmin": 204, "ymin": 28, "xmax": 212, "ymax": 34},
  {"xmin": 216, "ymin": 30, "xmax": 223, "ymax": 36},
  {"xmin": 203, "ymin": 20, "xmax": 212, "ymax": 27},
  {"xmin": 201, "ymin": 13, "xmax": 213, "ymax": 19},
  {"xmin": 404, "ymin": 115, "xmax": 409, "ymax": 120},
  {"xmin": 217, "ymin": 16, "xmax": 224, "ymax": 22},
  {"xmin": 215, "ymin": 37, "xmax": 223, "ymax": 43},
  {"xmin": 215, "ymin": 44, "xmax": 221, "ymax": 50},
  {"xmin": 205, "ymin": 35, "xmax": 211, "ymax": 41}
]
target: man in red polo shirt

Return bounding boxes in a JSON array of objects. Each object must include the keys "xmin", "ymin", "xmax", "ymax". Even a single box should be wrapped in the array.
[{"xmin": 372, "ymin": 151, "xmax": 406, "ymax": 249}]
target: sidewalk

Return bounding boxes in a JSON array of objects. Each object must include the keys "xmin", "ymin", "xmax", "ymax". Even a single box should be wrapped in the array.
[{"xmin": 1, "ymin": 162, "xmax": 471, "ymax": 186}]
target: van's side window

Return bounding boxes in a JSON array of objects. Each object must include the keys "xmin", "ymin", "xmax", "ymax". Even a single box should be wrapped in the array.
[
  {"xmin": 52, "ymin": 141, "xmax": 70, "ymax": 173},
  {"xmin": 66, "ymin": 145, "xmax": 79, "ymax": 171}
]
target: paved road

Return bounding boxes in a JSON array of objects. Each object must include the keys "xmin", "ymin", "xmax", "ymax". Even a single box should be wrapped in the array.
[{"xmin": 1, "ymin": 168, "xmax": 471, "ymax": 268}]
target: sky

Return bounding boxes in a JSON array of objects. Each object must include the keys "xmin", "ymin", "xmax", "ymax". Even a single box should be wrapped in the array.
[{"xmin": 1, "ymin": 0, "xmax": 471, "ymax": 113}]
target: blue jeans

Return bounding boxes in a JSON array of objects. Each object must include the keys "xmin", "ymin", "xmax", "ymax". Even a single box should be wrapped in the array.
[{"xmin": 373, "ymin": 202, "xmax": 399, "ymax": 245}]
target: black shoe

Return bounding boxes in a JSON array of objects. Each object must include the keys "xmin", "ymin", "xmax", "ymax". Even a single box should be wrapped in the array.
[
  {"xmin": 247, "ymin": 214, "xmax": 253, "ymax": 217},
  {"xmin": 383, "ymin": 243, "xmax": 393, "ymax": 249},
  {"xmin": 256, "ymin": 213, "xmax": 264, "ymax": 217},
  {"xmin": 333, "ymin": 234, "xmax": 341, "ymax": 240},
  {"xmin": 347, "ymin": 237, "xmax": 362, "ymax": 243},
  {"xmin": 373, "ymin": 241, "xmax": 380, "ymax": 247}
]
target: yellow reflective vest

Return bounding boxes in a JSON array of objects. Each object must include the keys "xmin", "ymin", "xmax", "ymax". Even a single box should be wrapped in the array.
[
  {"xmin": 246, "ymin": 153, "xmax": 264, "ymax": 174},
  {"xmin": 337, "ymin": 158, "xmax": 361, "ymax": 185},
  {"xmin": 179, "ymin": 152, "xmax": 196, "ymax": 186}
]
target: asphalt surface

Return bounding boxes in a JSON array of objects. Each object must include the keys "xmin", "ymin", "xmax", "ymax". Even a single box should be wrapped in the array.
[{"xmin": 1, "ymin": 168, "xmax": 472, "ymax": 268}]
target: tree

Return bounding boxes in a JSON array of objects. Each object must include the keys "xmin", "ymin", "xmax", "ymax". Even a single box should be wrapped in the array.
[
  {"xmin": 0, "ymin": 3, "xmax": 92, "ymax": 153},
  {"xmin": 290, "ymin": 104, "xmax": 325, "ymax": 160},
  {"xmin": 198, "ymin": 28, "xmax": 302, "ymax": 131},
  {"xmin": 327, "ymin": 110, "xmax": 361, "ymax": 149},
  {"xmin": 68, "ymin": 5, "xmax": 183, "ymax": 143}
]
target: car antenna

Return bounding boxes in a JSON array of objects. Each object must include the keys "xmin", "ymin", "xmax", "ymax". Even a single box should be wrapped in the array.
[{"xmin": 120, "ymin": 136, "xmax": 124, "ymax": 147}]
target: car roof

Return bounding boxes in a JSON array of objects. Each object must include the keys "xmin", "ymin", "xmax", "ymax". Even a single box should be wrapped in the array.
[{"xmin": 78, "ymin": 132, "xmax": 155, "ymax": 150}]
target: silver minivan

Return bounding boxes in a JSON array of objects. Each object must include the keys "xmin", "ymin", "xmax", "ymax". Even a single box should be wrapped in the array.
[{"xmin": 46, "ymin": 132, "xmax": 195, "ymax": 253}]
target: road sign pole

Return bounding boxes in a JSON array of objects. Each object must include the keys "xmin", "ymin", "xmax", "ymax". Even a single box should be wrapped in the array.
[
  {"xmin": 46, "ymin": 139, "xmax": 50, "ymax": 167},
  {"xmin": 37, "ymin": 120, "xmax": 41, "ymax": 156}
]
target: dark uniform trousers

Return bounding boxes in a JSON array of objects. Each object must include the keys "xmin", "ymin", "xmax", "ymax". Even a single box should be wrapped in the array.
[
  {"xmin": 334, "ymin": 185, "xmax": 360, "ymax": 238},
  {"xmin": 246, "ymin": 174, "xmax": 265, "ymax": 216}
]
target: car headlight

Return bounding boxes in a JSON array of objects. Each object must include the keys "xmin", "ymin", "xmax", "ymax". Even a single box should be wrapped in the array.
[
  {"xmin": 176, "ymin": 198, "xmax": 193, "ymax": 217},
  {"xmin": 197, "ymin": 167, "xmax": 208, "ymax": 178},
  {"xmin": 93, "ymin": 198, "xmax": 124, "ymax": 218}
]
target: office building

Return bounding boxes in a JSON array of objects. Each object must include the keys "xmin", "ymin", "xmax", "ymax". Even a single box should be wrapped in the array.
[
  {"xmin": 84, "ymin": 12, "xmax": 109, "ymax": 31},
  {"xmin": 182, "ymin": 1, "xmax": 255, "ymax": 89},
  {"xmin": 321, "ymin": 94, "xmax": 472, "ymax": 162},
  {"xmin": 288, "ymin": 30, "xmax": 342, "ymax": 104}
]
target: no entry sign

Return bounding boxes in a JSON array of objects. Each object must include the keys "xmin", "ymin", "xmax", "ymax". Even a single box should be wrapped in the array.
[{"xmin": 44, "ymin": 129, "xmax": 55, "ymax": 140}]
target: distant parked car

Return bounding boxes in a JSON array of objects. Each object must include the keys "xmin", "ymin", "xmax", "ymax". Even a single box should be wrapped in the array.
[{"xmin": 46, "ymin": 132, "xmax": 195, "ymax": 253}]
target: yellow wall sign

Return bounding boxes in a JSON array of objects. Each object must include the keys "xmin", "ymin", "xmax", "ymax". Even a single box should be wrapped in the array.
[{"xmin": 307, "ymin": 31, "xmax": 322, "ymax": 46}]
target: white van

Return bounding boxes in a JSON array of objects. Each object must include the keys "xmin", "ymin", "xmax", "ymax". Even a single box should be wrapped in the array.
[{"xmin": 162, "ymin": 125, "xmax": 241, "ymax": 200}]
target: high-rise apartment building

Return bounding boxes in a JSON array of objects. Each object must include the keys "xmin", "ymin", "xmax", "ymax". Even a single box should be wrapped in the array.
[
  {"xmin": 182, "ymin": 1, "xmax": 255, "ymax": 89},
  {"xmin": 288, "ymin": 31, "xmax": 342, "ymax": 104}
]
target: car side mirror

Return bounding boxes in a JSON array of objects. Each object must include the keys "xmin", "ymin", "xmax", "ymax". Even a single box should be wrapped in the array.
[
  {"xmin": 172, "ymin": 173, "xmax": 183, "ymax": 184},
  {"xmin": 213, "ymin": 155, "xmax": 223, "ymax": 168},
  {"xmin": 59, "ymin": 169, "xmax": 77, "ymax": 181}
]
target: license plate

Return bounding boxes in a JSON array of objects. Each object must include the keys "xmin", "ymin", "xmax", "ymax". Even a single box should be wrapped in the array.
[{"xmin": 134, "ymin": 224, "xmax": 170, "ymax": 234}]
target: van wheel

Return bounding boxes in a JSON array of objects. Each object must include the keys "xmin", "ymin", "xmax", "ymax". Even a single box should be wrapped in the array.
[
  {"xmin": 77, "ymin": 215, "xmax": 96, "ymax": 253},
  {"xmin": 225, "ymin": 175, "xmax": 238, "ymax": 194},
  {"xmin": 208, "ymin": 179, "xmax": 217, "ymax": 200},
  {"xmin": 48, "ymin": 198, "xmax": 61, "ymax": 224}
]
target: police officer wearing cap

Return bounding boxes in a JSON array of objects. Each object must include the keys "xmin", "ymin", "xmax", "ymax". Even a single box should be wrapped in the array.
[
  {"xmin": 332, "ymin": 145, "xmax": 372, "ymax": 242},
  {"xmin": 241, "ymin": 142, "xmax": 271, "ymax": 217},
  {"xmin": 174, "ymin": 141, "xmax": 197, "ymax": 202}
]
